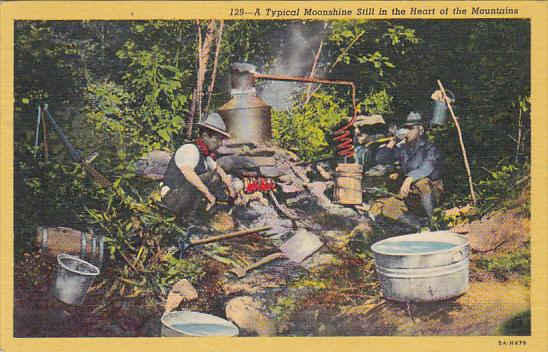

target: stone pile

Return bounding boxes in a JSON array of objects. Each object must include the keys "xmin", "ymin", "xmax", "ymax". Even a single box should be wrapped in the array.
[{"xmin": 136, "ymin": 140, "xmax": 365, "ymax": 238}]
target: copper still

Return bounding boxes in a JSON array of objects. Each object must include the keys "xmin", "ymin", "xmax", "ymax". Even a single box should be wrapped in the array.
[
  {"xmin": 219, "ymin": 63, "xmax": 358, "ymax": 154},
  {"xmin": 219, "ymin": 63, "xmax": 272, "ymax": 144}
]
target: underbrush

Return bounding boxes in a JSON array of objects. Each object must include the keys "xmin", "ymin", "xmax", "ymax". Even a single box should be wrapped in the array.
[{"xmin": 476, "ymin": 243, "xmax": 530, "ymax": 285}]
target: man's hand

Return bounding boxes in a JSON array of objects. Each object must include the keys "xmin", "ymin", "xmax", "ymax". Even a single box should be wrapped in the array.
[
  {"xmin": 215, "ymin": 165, "xmax": 236, "ymax": 199},
  {"xmin": 386, "ymin": 137, "xmax": 397, "ymax": 149},
  {"xmin": 399, "ymin": 176, "xmax": 414, "ymax": 198},
  {"xmin": 205, "ymin": 192, "xmax": 216, "ymax": 211},
  {"xmin": 226, "ymin": 183, "xmax": 237, "ymax": 199}
]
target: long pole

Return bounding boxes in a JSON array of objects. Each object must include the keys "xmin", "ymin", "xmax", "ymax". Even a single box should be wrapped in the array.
[
  {"xmin": 437, "ymin": 80, "xmax": 477, "ymax": 205},
  {"xmin": 205, "ymin": 20, "xmax": 224, "ymax": 117}
]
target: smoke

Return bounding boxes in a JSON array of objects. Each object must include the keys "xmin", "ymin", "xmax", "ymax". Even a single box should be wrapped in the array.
[{"xmin": 259, "ymin": 23, "xmax": 328, "ymax": 110}]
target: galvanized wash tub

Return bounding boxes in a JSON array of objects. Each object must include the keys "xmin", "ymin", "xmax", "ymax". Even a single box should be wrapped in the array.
[
  {"xmin": 371, "ymin": 231, "xmax": 469, "ymax": 302},
  {"xmin": 161, "ymin": 311, "xmax": 239, "ymax": 337}
]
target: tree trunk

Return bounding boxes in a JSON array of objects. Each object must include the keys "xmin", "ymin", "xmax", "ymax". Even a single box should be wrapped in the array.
[
  {"xmin": 205, "ymin": 20, "xmax": 225, "ymax": 117},
  {"xmin": 187, "ymin": 20, "xmax": 218, "ymax": 139},
  {"xmin": 305, "ymin": 40, "xmax": 323, "ymax": 105}
]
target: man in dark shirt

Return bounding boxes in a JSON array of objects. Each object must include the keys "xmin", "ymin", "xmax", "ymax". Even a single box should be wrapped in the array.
[{"xmin": 373, "ymin": 112, "xmax": 443, "ymax": 229}]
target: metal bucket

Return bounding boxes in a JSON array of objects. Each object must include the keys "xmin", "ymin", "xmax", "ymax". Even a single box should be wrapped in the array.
[
  {"xmin": 371, "ymin": 231, "xmax": 469, "ymax": 302},
  {"xmin": 431, "ymin": 90, "xmax": 455, "ymax": 125},
  {"xmin": 161, "ymin": 311, "xmax": 239, "ymax": 337},
  {"xmin": 51, "ymin": 254, "xmax": 100, "ymax": 305}
]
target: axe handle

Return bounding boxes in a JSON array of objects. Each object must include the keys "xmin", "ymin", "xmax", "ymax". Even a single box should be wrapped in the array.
[
  {"xmin": 245, "ymin": 252, "xmax": 286, "ymax": 272},
  {"xmin": 81, "ymin": 161, "xmax": 113, "ymax": 188},
  {"xmin": 189, "ymin": 226, "xmax": 271, "ymax": 246}
]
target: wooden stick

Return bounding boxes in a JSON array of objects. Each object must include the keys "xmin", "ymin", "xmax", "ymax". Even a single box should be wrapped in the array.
[
  {"xmin": 437, "ymin": 80, "xmax": 477, "ymax": 205},
  {"xmin": 41, "ymin": 107, "xmax": 49, "ymax": 160},
  {"xmin": 190, "ymin": 226, "xmax": 271, "ymax": 245},
  {"xmin": 516, "ymin": 108, "xmax": 522, "ymax": 163},
  {"xmin": 205, "ymin": 20, "xmax": 224, "ymax": 117},
  {"xmin": 305, "ymin": 40, "xmax": 323, "ymax": 105}
]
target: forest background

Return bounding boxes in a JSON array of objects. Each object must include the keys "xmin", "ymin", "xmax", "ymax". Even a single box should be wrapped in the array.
[{"xmin": 13, "ymin": 20, "xmax": 531, "ymax": 315}]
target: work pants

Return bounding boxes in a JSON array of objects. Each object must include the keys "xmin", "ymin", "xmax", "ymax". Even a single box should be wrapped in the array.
[{"xmin": 370, "ymin": 178, "xmax": 443, "ymax": 220}]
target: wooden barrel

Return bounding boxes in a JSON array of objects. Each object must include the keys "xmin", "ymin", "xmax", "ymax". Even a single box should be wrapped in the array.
[
  {"xmin": 333, "ymin": 163, "xmax": 363, "ymax": 205},
  {"xmin": 34, "ymin": 227, "xmax": 104, "ymax": 263}
]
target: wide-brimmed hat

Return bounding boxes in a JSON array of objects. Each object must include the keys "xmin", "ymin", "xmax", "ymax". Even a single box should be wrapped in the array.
[
  {"xmin": 197, "ymin": 113, "xmax": 231, "ymax": 138},
  {"xmin": 403, "ymin": 112, "xmax": 423, "ymax": 127}
]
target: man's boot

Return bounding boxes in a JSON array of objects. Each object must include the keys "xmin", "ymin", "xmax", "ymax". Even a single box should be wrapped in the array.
[
  {"xmin": 396, "ymin": 213, "xmax": 421, "ymax": 231},
  {"xmin": 420, "ymin": 192, "xmax": 436, "ymax": 220}
]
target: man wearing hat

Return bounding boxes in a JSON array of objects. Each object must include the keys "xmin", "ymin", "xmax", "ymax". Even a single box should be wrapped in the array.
[
  {"xmin": 372, "ymin": 112, "xmax": 443, "ymax": 230},
  {"xmin": 160, "ymin": 113, "xmax": 236, "ymax": 217}
]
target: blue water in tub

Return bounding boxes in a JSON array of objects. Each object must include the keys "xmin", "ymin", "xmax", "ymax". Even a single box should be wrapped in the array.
[
  {"xmin": 170, "ymin": 323, "xmax": 237, "ymax": 336},
  {"xmin": 374, "ymin": 241, "xmax": 456, "ymax": 254}
]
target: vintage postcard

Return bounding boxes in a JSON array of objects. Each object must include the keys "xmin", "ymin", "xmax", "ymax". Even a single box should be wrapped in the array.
[{"xmin": 0, "ymin": 1, "xmax": 547, "ymax": 351}]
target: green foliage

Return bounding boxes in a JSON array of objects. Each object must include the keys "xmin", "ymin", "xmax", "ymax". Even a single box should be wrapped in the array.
[
  {"xmin": 393, "ymin": 20, "xmax": 530, "ymax": 197},
  {"xmin": 497, "ymin": 309, "xmax": 531, "ymax": 336},
  {"xmin": 270, "ymin": 296, "xmax": 297, "ymax": 332},
  {"xmin": 84, "ymin": 180, "xmax": 204, "ymax": 305},
  {"xmin": 326, "ymin": 20, "xmax": 419, "ymax": 94},
  {"xmin": 476, "ymin": 244, "xmax": 530, "ymax": 283},
  {"xmin": 14, "ymin": 145, "xmax": 98, "ymax": 253},
  {"xmin": 272, "ymin": 92, "xmax": 347, "ymax": 161},
  {"xmin": 13, "ymin": 19, "xmax": 532, "ymax": 320},
  {"xmin": 476, "ymin": 162, "xmax": 530, "ymax": 214},
  {"xmin": 360, "ymin": 89, "xmax": 393, "ymax": 115}
]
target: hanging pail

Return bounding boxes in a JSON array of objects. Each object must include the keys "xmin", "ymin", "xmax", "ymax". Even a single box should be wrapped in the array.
[
  {"xmin": 161, "ymin": 311, "xmax": 239, "ymax": 337},
  {"xmin": 431, "ymin": 90, "xmax": 455, "ymax": 125},
  {"xmin": 333, "ymin": 163, "xmax": 363, "ymax": 205},
  {"xmin": 51, "ymin": 254, "xmax": 100, "ymax": 305}
]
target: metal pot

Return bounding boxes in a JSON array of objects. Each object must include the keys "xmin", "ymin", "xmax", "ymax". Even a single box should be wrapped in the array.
[
  {"xmin": 219, "ymin": 63, "xmax": 272, "ymax": 144},
  {"xmin": 219, "ymin": 91, "xmax": 272, "ymax": 144}
]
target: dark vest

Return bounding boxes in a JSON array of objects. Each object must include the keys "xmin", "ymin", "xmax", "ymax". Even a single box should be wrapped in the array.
[{"xmin": 163, "ymin": 144, "xmax": 209, "ymax": 189}]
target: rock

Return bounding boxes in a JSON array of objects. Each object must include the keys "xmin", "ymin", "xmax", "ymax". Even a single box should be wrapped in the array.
[
  {"xmin": 280, "ymin": 228, "xmax": 323, "ymax": 263},
  {"xmin": 225, "ymin": 296, "xmax": 275, "ymax": 336},
  {"xmin": 217, "ymin": 145, "xmax": 248, "ymax": 156},
  {"xmin": 301, "ymin": 252, "xmax": 341, "ymax": 271},
  {"xmin": 304, "ymin": 181, "xmax": 334, "ymax": 207},
  {"xmin": 164, "ymin": 279, "xmax": 198, "ymax": 313},
  {"xmin": 217, "ymin": 155, "xmax": 277, "ymax": 173},
  {"xmin": 285, "ymin": 193, "xmax": 325, "ymax": 214},
  {"xmin": 316, "ymin": 164, "xmax": 333, "ymax": 180},
  {"xmin": 278, "ymin": 174, "xmax": 294, "ymax": 184},
  {"xmin": 266, "ymin": 219, "xmax": 294, "ymax": 238},
  {"xmin": 258, "ymin": 166, "xmax": 283, "ymax": 178},
  {"xmin": 237, "ymin": 192, "xmax": 269, "ymax": 207},
  {"xmin": 323, "ymin": 230, "xmax": 354, "ymax": 252},
  {"xmin": 135, "ymin": 150, "xmax": 172, "ymax": 180},
  {"xmin": 350, "ymin": 221, "xmax": 374, "ymax": 239},
  {"xmin": 458, "ymin": 208, "xmax": 529, "ymax": 253},
  {"xmin": 233, "ymin": 201, "xmax": 291, "ymax": 237},
  {"xmin": 210, "ymin": 212, "xmax": 235, "ymax": 232},
  {"xmin": 324, "ymin": 204, "xmax": 358, "ymax": 218},
  {"xmin": 291, "ymin": 165, "xmax": 311, "ymax": 183},
  {"xmin": 222, "ymin": 282, "xmax": 260, "ymax": 295},
  {"xmin": 172, "ymin": 279, "xmax": 198, "ymax": 299},
  {"xmin": 279, "ymin": 183, "xmax": 304, "ymax": 195}
]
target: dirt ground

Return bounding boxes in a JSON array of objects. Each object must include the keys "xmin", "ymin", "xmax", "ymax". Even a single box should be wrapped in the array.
[{"xmin": 13, "ymin": 199, "xmax": 530, "ymax": 337}]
